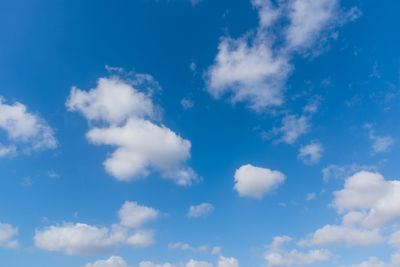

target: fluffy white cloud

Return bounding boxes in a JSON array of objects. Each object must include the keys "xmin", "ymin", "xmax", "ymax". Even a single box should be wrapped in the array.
[
  {"xmin": 366, "ymin": 125, "xmax": 395, "ymax": 154},
  {"xmin": 298, "ymin": 141, "xmax": 323, "ymax": 165},
  {"xmin": 277, "ymin": 114, "xmax": 310, "ymax": 144},
  {"xmin": 85, "ymin": 256, "xmax": 130, "ymax": 267},
  {"xmin": 0, "ymin": 96, "xmax": 57, "ymax": 152},
  {"xmin": 67, "ymin": 74, "xmax": 196, "ymax": 185},
  {"xmin": 34, "ymin": 223, "xmax": 127, "ymax": 254},
  {"xmin": 234, "ymin": 164, "xmax": 285, "ymax": 199},
  {"xmin": 322, "ymin": 163, "xmax": 378, "ymax": 182},
  {"xmin": 118, "ymin": 201, "xmax": 159, "ymax": 228},
  {"xmin": 0, "ymin": 223, "xmax": 19, "ymax": 249},
  {"xmin": 388, "ymin": 230, "xmax": 400, "ymax": 249},
  {"xmin": 187, "ymin": 203, "xmax": 214, "ymax": 218},
  {"xmin": 35, "ymin": 201, "xmax": 158, "ymax": 254},
  {"xmin": 264, "ymin": 236, "xmax": 331, "ymax": 267},
  {"xmin": 332, "ymin": 171, "xmax": 400, "ymax": 228},
  {"xmin": 207, "ymin": 0, "xmax": 358, "ymax": 111},
  {"xmin": 217, "ymin": 256, "xmax": 239, "ymax": 267}
]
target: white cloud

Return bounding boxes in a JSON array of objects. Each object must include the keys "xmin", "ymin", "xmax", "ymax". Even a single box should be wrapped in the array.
[
  {"xmin": 0, "ymin": 223, "xmax": 19, "ymax": 249},
  {"xmin": 34, "ymin": 223, "xmax": 127, "ymax": 254},
  {"xmin": 187, "ymin": 203, "xmax": 214, "ymax": 218},
  {"xmin": 366, "ymin": 125, "xmax": 395, "ymax": 154},
  {"xmin": 0, "ymin": 96, "xmax": 57, "ymax": 152},
  {"xmin": 298, "ymin": 141, "xmax": 323, "ymax": 165},
  {"xmin": 348, "ymin": 254, "xmax": 400, "ymax": 267},
  {"xmin": 118, "ymin": 201, "xmax": 159, "ymax": 228},
  {"xmin": 85, "ymin": 256, "xmax": 130, "ymax": 267},
  {"xmin": 277, "ymin": 114, "xmax": 310, "ymax": 144},
  {"xmin": 186, "ymin": 260, "xmax": 213, "ymax": 267},
  {"xmin": 322, "ymin": 163, "xmax": 378, "ymax": 182},
  {"xmin": 388, "ymin": 230, "xmax": 400, "ymax": 249},
  {"xmin": 140, "ymin": 262, "xmax": 176, "ymax": 267},
  {"xmin": 234, "ymin": 164, "xmax": 285, "ymax": 199},
  {"xmin": 218, "ymin": 256, "xmax": 239, "ymax": 267},
  {"xmin": 207, "ymin": 0, "xmax": 358, "ymax": 111},
  {"xmin": 126, "ymin": 230, "xmax": 155, "ymax": 248},
  {"xmin": 67, "ymin": 73, "xmax": 197, "ymax": 186},
  {"xmin": 35, "ymin": 201, "xmax": 159, "ymax": 254},
  {"xmin": 0, "ymin": 143, "xmax": 16, "ymax": 157},
  {"xmin": 264, "ymin": 236, "xmax": 331, "ymax": 267},
  {"xmin": 306, "ymin": 193, "xmax": 316, "ymax": 201}
]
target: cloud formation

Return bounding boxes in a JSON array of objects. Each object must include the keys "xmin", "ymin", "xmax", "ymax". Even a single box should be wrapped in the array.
[
  {"xmin": 0, "ymin": 222, "xmax": 19, "ymax": 249},
  {"xmin": 187, "ymin": 203, "xmax": 214, "ymax": 218},
  {"xmin": 67, "ymin": 71, "xmax": 197, "ymax": 185},
  {"xmin": 298, "ymin": 141, "xmax": 323, "ymax": 165},
  {"xmin": 207, "ymin": 0, "xmax": 359, "ymax": 111},
  {"xmin": 234, "ymin": 164, "xmax": 285, "ymax": 199}
]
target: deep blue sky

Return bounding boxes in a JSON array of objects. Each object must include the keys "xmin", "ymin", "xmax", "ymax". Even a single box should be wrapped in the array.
[{"xmin": 1, "ymin": 0, "xmax": 400, "ymax": 266}]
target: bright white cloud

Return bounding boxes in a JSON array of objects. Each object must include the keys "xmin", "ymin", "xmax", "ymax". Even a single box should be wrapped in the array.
[
  {"xmin": 298, "ymin": 141, "xmax": 323, "ymax": 165},
  {"xmin": 0, "ymin": 96, "xmax": 57, "ymax": 152},
  {"xmin": 186, "ymin": 259, "xmax": 213, "ymax": 267},
  {"xmin": 207, "ymin": 0, "xmax": 358, "ymax": 111},
  {"xmin": 0, "ymin": 223, "xmax": 19, "ymax": 249},
  {"xmin": 67, "ymin": 73, "xmax": 196, "ymax": 185},
  {"xmin": 349, "ymin": 254, "xmax": 400, "ymax": 267},
  {"xmin": 234, "ymin": 164, "xmax": 285, "ymax": 199},
  {"xmin": 140, "ymin": 262, "xmax": 176, "ymax": 267},
  {"xmin": 264, "ymin": 236, "xmax": 331, "ymax": 267},
  {"xmin": 34, "ymin": 223, "xmax": 127, "ymax": 254},
  {"xmin": 35, "ymin": 201, "xmax": 159, "ymax": 254},
  {"xmin": 187, "ymin": 203, "xmax": 214, "ymax": 218},
  {"xmin": 118, "ymin": 201, "xmax": 159, "ymax": 228},
  {"xmin": 85, "ymin": 256, "xmax": 130, "ymax": 267},
  {"xmin": 277, "ymin": 114, "xmax": 310, "ymax": 144}
]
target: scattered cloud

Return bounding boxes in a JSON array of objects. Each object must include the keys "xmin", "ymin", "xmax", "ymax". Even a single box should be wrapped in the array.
[
  {"xmin": 234, "ymin": 164, "xmax": 285, "ymax": 199},
  {"xmin": 169, "ymin": 242, "xmax": 209, "ymax": 253},
  {"xmin": 206, "ymin": 0, "xmax": 359, "ymax": 111},
  {"xmin": 187, "ymin": 203, "xmax": 214, "ymax": 218},
  {"xmin": 85, "ymin": 256, "xmax": 130, "ymax": 267},
  {"xmin": 0, "ymin": 223, "xmax": 19, "ymax": 249},
  {"xmin": 322, "ymin": 163, "xmax": 378, "ymax": 182},
  {"xmin": 298, "ymin": 141, "xmax": 323, "ymax": 165},
  {"xmin": 0, "ymin": 96, "xmax": 57, "ymax": 153},
  {"xmin": 365, "ymin": 124, "xmax": 395, "ymax": 154},
  {"xmin": 264, "ymin": 236, "xmax": 331, "ymax": 267},
  {"xmin": 34, "ymin": 201, "xmax": 159, "ymax": 254},
  {"xmin": 306, "ymin": 193, "xmax": 316, "ymax": 201},
  {"xmin": 66, "ymin": 70, "xmax": 197, "ymax": 186}
]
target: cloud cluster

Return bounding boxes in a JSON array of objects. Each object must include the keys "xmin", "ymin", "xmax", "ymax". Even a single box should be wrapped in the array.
[
  {"xmin": 207, "ymin": 0, "xmax": 359, "ymax": 111},
  {"xmin": 234, "ymin": 164, "xmax": 285, "ymax": 199},
  {"xmin": 298, "ymin": 141, "xmax": 323, "ymax": 165},
  {"xmin": 0, "ymin": 96, "xmax": 57, "ymax": 154},
  {"xmin": 66, "ymin": 72, "xmax": 197, "ymax": 185},
  {"xmin": 264, "ymin": 236, "xmax": 331, "ymax": 267},
  {"xmin": 34, "ymin": 201, "xmax": 158, "ymax": 254},
  {"xmin": 85, "ymin": 256, "xmax": 130, "ymax": 267},
  {"xmin": 300, "ymin": 171, "xmax": 400, "ymax": 247}
]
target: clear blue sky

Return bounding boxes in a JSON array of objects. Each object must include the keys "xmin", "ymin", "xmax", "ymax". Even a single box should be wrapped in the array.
[{"xmin": 1, "ymin": 0, "xmax": 400, "ymax": 266}]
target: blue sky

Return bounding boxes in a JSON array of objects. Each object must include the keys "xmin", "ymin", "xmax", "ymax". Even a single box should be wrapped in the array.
[{"xmin": 1, "ymin": 0, "xmax": 400, "ymax": 266}]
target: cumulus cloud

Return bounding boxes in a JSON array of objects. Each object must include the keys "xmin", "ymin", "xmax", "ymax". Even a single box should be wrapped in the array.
[
  {"xmin": 264, "ymin": 236, "xmax": 331, "ymax": 267},
  {"xmin": 348, "ymin": 254, "xmax": 400, "ymax": 267},
  {"xmin": 322, "ymin": 163, "xmax": 378, "ymax": 182},
  {"xmin": 67, "ymin": 72, "xmax": 197, "ymax": 185},
  {"xmin": 300, "ymin": 171, "xmax": 400, "ymax": 247},
  {"xmin": 298, "ymin": 141, "xmax": 323, "ymax": 165},
  {"xmin": 0, "ymin": 223, "xmax": 19, "ymax": 249},
  {"xmin": 85, "ymin": 256, "xmax": 130, "ymax": 267},
  {"xmin": 187, "ymin": 203, "xmax": 214, "ymax": 218},
  {"xmin": 186, "ymin": 259, "xmax": 213, "ymax": 267},
  {"xmin": 234, "ymin": 164, "xmax": 285, "ymax": 199},
  {"xmin": 0, "ymin": 96, "xmax": 57, "ymax": 152},
  {"xmin": 207, "ymin": 0, "xmax": 359, "ymax": 111},
  {"xmin": 365, "ymin": 124, "xmax": 395, "ymax": 154},
  {"xmin": 35, "ymin": 201, "xmax": 158, "ymax": 254},
  {"xmin": 118, "ymin": 201, "xmax": 159, "ymax": 228},
  {"xmin": 217, "ymin": 256, "xmax": 239, "ymax": 267}
]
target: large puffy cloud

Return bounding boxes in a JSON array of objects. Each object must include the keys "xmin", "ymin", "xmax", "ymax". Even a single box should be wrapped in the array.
[
  {"xmin": 300, "ymin": 171, "xmax": 400, "ymax": 247},
  {"xmin": 0, "ymin": 96, "xmax": 57, "ymax": 152},
  {"xmin": 234, "ymin": 164, "xmax": 285, "ymax": 199},
  {"xmin": 35, "ymin": 201, "xmax": 158, "ymax": 254},
  {"xmin": 118, "ymin": 201, "xmax": 159, "ymax": 228},
  {"xmin": 187, "ymin": 203, "xmax": 214, "ymax": 218},
  {"xmin": 348, "ymin": 254, "xmax": 400, "ymax": 267},
  {"xmin": 66, "ymin": 73, "xmax": 196, "ymax": 185},
  {"xmin": 217, "ymin": 256, "xmax": 239, "ymax": 267},
  {"xmin": 264, "ymin": 236, "xmax": 331, "ymax": 267},
  {"xmin": 85, "ymin": 256, "xmax": 130, "ymax": 267},
  {"xmin": 207, "ymin": 0, "xmax": 359, "ymax": 111},
  {"xmin": 0, "ymin": 222, "xmax": 19, "ymax": 249}
]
